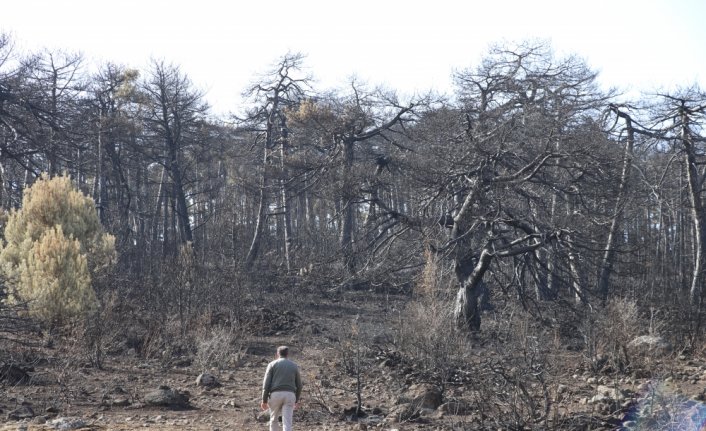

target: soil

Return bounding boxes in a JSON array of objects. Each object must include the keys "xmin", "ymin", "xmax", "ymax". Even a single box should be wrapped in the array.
[{"xmin": 1, "ymin": 289, "xmax": 705, "ymax": 430}]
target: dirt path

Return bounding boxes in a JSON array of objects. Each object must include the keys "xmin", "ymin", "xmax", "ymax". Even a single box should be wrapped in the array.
[{"xmin": 1, "ymin": 291, "xmax": 419, "ymax": 430}]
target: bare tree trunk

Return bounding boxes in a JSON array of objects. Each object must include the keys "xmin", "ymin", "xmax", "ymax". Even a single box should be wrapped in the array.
[
  {"xmin": 152, "ymin": 166, "xmax": 167, "ymax": 253},
  {"xmin": 340, "ymin": 139, "xmax": 356, "ymax": 273},
  {"xmin": 230, "ymin": 186, "xmax": 239, "ymax": 268},
  {"xmin": 134, "ymin": 162, "xmax": 146, "ymax": 271},
  {"xmin": 165, "ymin": 142, "xmax": 193, "ymax": 244},
  {"xmin": 363, "ymin": 162, "xmax": 385, "ymax": 246},
  {"xmin": 0, "ymin": 160, "xmax": 6, "ymax": 209},
  {"xmin": 94, "ymin": 109, "xmax": 106, "ymax": 223},
  {"xmin": 677, "ymin": 164, "xmax": 688, "ymax": 290},
  {"xmin": 450, "ymin": 177, "xmax": 487, "ymax": 330},
  {"xmin": 681, "ymin": 107, "xmax": 706, "ymax": 304},
  {"xmin": 279, "ymin": 118, "xmax": 293, "ymax": 272},
  {"xmin": 244, "ymin": 147, "xmax": 269, "ymax": 270},
  {"xmin": 454, "ymin": 247, "xmax": 492, "ymax": 331},
  {"xmin": 598, "ymin": 108, "xmax": 635, "ymax": 301},
  {"xmin": 563, "ymin": 198, "xmax": 585, "ymax": 304},
  {"xmin": 534, "ymin": 196, "xmax": 554, "ymax": 301},
  {"xmin": 544, "ymin": 190, "xmax": 559, "ymax": 297},
  {"xmin": 164, "ymin": 189, "xmax": 173, "ymax": 256}
]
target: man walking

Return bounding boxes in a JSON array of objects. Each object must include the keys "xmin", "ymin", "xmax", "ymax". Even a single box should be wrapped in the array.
[{"xmin": 261, "ymin": 346, "xmax": 302, "ymax": 431}]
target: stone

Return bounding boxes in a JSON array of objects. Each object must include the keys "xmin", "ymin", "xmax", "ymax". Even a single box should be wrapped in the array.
[
  {"xmin": 49, "ymin": 417, "xmax": 87, "ymax": 430},
  {"xmin": 112, "ymin": 398, "xmax": 131, "ymax": 407},
  {"xmin": 31, "ymin": 415, "xmax": 47, "ymax": 424},
  {"xmin": 596, "ymin": 385, "xmax": 627, "ymax": 401},
  {"xmin": 103, "ymin": 386, "xmax": 132, "ymax": 407},
  {"xmin": 196, "ymin": 373, "xmax": 220, "ymax": 388},
  {"xmin": 589, "ymin": 394, "xmax": 609, "ymax": 404},
  {"xmin": 144, "ymin": 386, "xmax": 190, "ymax": 409},
  {"xmin": 256, "ymin": 411, "xmax": 270, "ymax": 423}
]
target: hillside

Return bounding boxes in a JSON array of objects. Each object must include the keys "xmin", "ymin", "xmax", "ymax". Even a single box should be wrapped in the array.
[{"xmin": 2, "ymin": 284, "xmax": 705, "ymax": 431}]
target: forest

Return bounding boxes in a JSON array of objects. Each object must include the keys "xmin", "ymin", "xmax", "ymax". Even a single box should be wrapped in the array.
[{"xmin": 1, "ymin": 33, "xmax": 706, "ymax": 430}]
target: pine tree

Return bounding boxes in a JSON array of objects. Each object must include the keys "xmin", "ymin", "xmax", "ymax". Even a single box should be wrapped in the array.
[{"xmin": 0, "ymin": 174, "xmax": 115, "ymax": 324}]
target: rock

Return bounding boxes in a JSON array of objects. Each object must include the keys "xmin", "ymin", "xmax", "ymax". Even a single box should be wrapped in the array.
[
  {"xmin": 628, "ymin": 335, "xmax": 672, "ymax": 356},
  {"xmin": 342, "ymin": 406, "xmax": 366, "ymax": 419},
  {"xmin": 223, "ymin": 399, "xmax": 239, "ymax": 408},
  {"xmin": 49, "ymin": 417, "xmax": 87, "ymax": 430},
  {"xmin": 589, "ymin": 394, "xmax": 609, "ymax": 404},
  {"xmin": 257, "ymin": 410, "xmax": 270, "ymax": 423},
  {"xmin": 196, "ymin": 373, "xmax": 220, "ymax": 388},
  {"xmin": 31, "ymin": 415, "xmax": 47, "ymax": 424},
  {"xmin": 103, "ymin": 386, "xmax": 132, "ymax": 407},
  {"xmin": 596, "ymin": 385, "xmax": 627, "ymax": 401},
  {"xmin": 7, "ymin": 405, "xmax": 34, "ymax": 420},
  {"xmin": 144, "ymin": 386, "xmax": 191, "ymax": 409},
  {"xmin": 112, "ymin": 398, "xmax": 131, "ymax": 407}
]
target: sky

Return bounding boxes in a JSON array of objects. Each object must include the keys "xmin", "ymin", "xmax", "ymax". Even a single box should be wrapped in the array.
[{"xmin": 2, "ymin": 0, "xmax": 705, "ymax": 115}]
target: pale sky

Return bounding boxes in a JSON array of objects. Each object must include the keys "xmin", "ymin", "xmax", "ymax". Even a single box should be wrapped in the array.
[{"xmin": 2, "ymin": 0, "xmax": 705, "ymax": 115}]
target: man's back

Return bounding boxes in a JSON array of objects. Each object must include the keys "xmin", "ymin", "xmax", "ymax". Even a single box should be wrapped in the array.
[
  {"xmin": 261, "ymin": 348, "xmax": 303, "ymax": 431},
  {"xmin": 263, "ymin": 358, "xmax": 302, "ymax": 399}
]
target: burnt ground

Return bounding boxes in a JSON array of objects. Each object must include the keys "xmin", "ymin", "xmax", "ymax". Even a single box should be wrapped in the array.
[{"xmin": 1, "ymin": 288, "xmax": 706, "ymax": 430}]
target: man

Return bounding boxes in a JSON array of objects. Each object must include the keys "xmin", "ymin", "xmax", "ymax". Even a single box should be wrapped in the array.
[{"xmin": 261, "ymin": 346, "xmax": 302, "ymax": 431}]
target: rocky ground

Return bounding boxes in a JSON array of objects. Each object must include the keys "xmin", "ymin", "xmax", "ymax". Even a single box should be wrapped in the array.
[{"xmin": 1, "ymin": 289, "xmax": 706, "ymax": 430}]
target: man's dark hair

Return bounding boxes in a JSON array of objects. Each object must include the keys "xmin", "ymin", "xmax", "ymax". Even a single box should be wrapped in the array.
[{"xmin": 277, "ymin": 346, "xmax": 289, "ymax": 358}]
